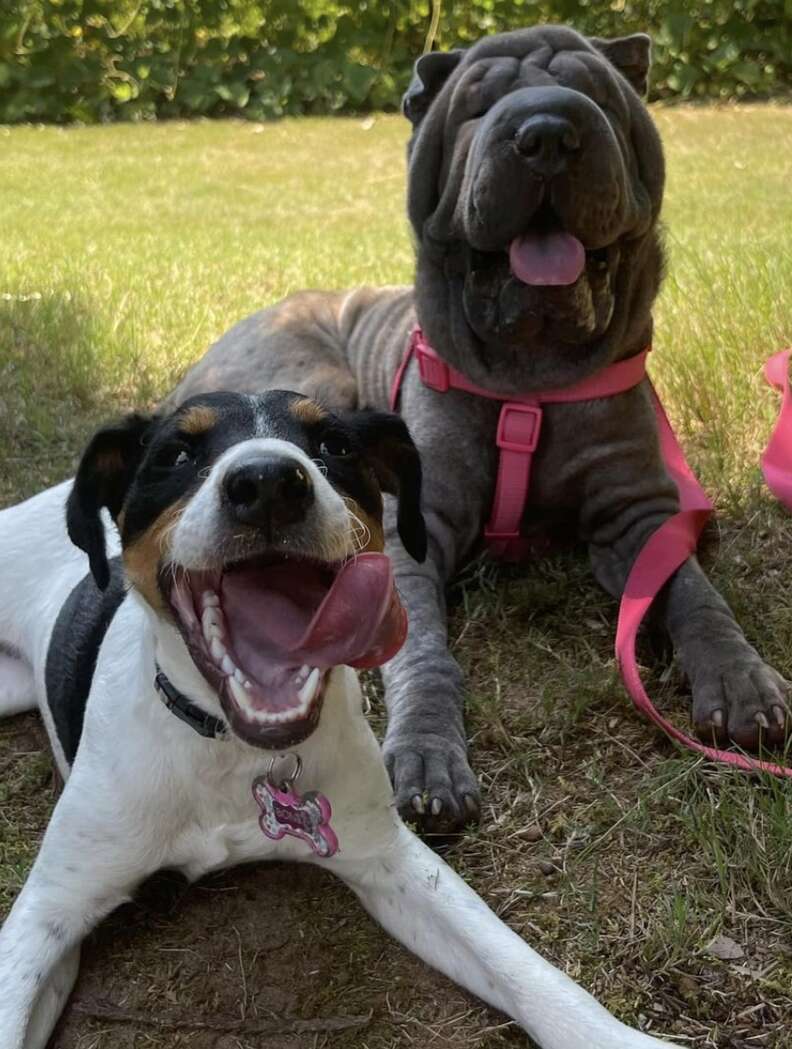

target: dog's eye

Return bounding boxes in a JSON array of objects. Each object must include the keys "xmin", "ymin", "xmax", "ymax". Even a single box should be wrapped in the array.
[
  {"xmin": 319, "ymin": 433, "xmax": 352, "ymax": 458},
  {"xmin": 154, "ymin": 443, "xmax": 194, "ymax": 469}
]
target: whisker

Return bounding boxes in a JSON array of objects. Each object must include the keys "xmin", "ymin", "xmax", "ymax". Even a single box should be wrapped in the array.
[{"xmin": 341, "ymin": 498, "xmax": 371, "ymax": 558}]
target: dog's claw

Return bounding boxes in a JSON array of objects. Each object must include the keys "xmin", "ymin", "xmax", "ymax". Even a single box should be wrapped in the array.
[
  {"xmin": 463, "ymin": 794, "xmax": 479, "ymax": 819},
  {"xmin": 384, "ymin": 731, "xmax": 481, "ymax": 834},
  {"xmin": 692, "ymin": 655, "xmax": 792, "ymax": 750}
]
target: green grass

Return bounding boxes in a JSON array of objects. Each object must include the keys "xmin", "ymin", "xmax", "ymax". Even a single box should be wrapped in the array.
[{"xmin": 2, "ymin": 107, "xmax": 792, "ymax": 1048}]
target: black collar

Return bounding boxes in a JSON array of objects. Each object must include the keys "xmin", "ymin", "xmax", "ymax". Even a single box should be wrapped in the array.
[{"xmin": 155, "ymin": 667, "xmax": 227, "ymax": 740}]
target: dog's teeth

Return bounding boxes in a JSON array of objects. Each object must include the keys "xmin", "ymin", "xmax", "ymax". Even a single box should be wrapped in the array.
[
  {"xmin": 234, "ymin": 668, "xmax": 245, "ymax": 685},
  {"xmin": 298, "ymin": 668, "xmax": 321, "ymax": 706},
  {"xmin": 210, "ymin": 637, "xmax": 226, "ymax": 663},
  {"xmin": 228, "ymin": 674, "xmax": 249, "ymax": 708},
  {"xmin": 221, "ymin": 654, "xmax": 236, "ymax": 676},
  {"xmin": 201, "ymin": 607, "xmax": 222, "ymax": 642},
  {"xmin": 202, "ymin": 591, "xmax": 220, "ymax": 608}
]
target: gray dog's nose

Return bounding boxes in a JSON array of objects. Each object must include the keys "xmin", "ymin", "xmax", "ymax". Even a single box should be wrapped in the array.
[
  {"xmin": 224, "ymin": 456, "xmax": 314, "ymax": 529},
  {"xmin": 514, "ymin": 114, "xmax": 580, "ymax": 176}
]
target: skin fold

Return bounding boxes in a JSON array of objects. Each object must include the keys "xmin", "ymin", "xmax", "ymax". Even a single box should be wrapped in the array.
[{"xmin": 170, "ymin": 26, "xmax": 790, "ymax": 832}]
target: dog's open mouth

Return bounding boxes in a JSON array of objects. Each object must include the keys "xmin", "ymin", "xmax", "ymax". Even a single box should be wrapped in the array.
[
  {"xmin": 510, "ymin": 227, "xmax": 585, "ymax": 286},
  {"xmin": 164, "ymin": 552, "xmax": 407, "ymax": 748},
  {"xmin": 473, "ymin": 203, "xmax": 613, "ymax": 288},
  {"xmin": 464, "ymin": 203, "xmax": 616, "ymax": 345}
]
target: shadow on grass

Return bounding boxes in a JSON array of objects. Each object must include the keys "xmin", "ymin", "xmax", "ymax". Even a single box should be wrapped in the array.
[{"xmin": 0, "ymin": 287, "xmax": 157, "ymax": 504}]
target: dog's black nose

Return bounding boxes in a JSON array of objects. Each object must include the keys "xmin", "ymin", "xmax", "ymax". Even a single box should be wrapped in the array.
[
  {"xmin": 224, "ymin": 457, "xmax": 314, "ymax": 529},
  {"xmin": 514, "ymin": 115, "xmax": 580, "ymax": 176}
]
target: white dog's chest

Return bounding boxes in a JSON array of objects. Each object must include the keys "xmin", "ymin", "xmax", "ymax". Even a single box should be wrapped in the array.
[
  {"xmin": 168, "ymin": 785, "xmax": 372, "ymax": 881},
  {"xmin": 171, "ymin": 816, "xmax": 271, "ymax": 880}
]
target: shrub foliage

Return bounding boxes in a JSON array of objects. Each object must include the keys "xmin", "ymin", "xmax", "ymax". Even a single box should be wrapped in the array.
[{"xmin": 1, "ymin": 0, "xmax": 790, "ymax": 123}]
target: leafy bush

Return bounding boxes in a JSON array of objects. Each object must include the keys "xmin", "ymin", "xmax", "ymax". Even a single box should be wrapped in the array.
[{"xmin": 1, "ymin": 0, "xmax": 789, "ymax": 123}]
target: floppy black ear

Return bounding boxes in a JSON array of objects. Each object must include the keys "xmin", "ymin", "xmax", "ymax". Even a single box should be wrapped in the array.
[
  {"xmin": 348, "ymin": 412, "xmax": 427, "ymax": 563},
  {"xmin": 590, "ymin": 33, "xmax": 652, "ymax": 97},
  {"xmin": 66, "ymin": 413, "xmax": 155, "ymax": 590},
  {"xmin": 402, "ymin": 49, "xmax": 463, "ymax": 126}
]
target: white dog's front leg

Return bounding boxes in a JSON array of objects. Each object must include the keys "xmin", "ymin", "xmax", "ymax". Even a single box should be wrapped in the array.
[
  {"xmin": 0, "ymin": 774, "xmax": 161, "ymax": 1049},
  {"xmin": 334, "ymin": 825, "xmax": 675, "ymax": 1049}
]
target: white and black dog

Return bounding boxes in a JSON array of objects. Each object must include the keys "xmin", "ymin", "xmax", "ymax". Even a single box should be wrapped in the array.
[{"xmin": 0, "ymin": 390, "xmax": 674, "ymax": 1049}]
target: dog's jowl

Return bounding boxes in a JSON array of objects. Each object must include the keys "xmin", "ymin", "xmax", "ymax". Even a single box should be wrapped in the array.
[
  {"xmin": 171, "ymin": 25, "xmax": 790, "ymax": 831},
  {"xmin": 0, "ymin": 393, "xmax": 674, "ymax": 1049}
]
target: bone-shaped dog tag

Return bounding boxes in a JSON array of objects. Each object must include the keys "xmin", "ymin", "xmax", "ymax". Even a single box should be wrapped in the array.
[{"xmin": 252, "ymin": 764, "xmax": 338, "ymax": 858}]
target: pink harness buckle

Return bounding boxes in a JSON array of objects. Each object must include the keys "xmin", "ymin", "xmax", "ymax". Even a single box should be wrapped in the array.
[
  {"xmin": 485, "ymin": 402, "xmax": 543, "ymax": 552},
  {"xmin": 417, "ymin": 347, "xmax": 451, "ymax": 392},
  {"xmin": 496, "ymin": 403, "xmax": 542, "ymax": 453}
]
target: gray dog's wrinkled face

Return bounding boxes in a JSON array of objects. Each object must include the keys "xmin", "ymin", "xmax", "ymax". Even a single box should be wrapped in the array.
[{"xmin": 404, "ymin": 25, "xmax": 665, "ymax": 393}]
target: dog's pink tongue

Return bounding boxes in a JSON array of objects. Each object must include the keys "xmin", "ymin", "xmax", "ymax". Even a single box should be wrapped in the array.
[
  {"xmin": 222, "ymin": 553, "xmax": 407, "ymax": 672},
  {"xmin": 509, "ymin": 232, "xmax": 585, "ymax": 286},
  {"xmin": 297, "ymin": 554, "xmax": 407, "ymax": 669}
]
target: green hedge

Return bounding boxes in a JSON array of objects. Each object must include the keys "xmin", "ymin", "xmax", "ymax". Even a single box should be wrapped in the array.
[{"xmin": 1, "ymin": 1, "xmax": 790, "ymax": 124}]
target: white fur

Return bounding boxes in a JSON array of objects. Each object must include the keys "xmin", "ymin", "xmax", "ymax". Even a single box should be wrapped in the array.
[
  {"xmin": 172, "ymin": 437, "xmax": 353, "ymax": 568},
  {"xmin": 0, "ymin": 481, "xmax": 676, "ymax": 1049}
]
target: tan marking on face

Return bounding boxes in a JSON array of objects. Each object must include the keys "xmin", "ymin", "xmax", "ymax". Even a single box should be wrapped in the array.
[
  {"xmin": 179, "ymin": 405, "xmax": 218, "ymax": 435},
  {"xmin": 290, "ymin": 398, "xmax": 327, "ymax": 426},
  {"xmin": 122, "ymin": 503, "xmax": 185, "ymax": 611},
  {"xmin": 344, "ymin": 498, "xmax": 385, "ymax": 554}
]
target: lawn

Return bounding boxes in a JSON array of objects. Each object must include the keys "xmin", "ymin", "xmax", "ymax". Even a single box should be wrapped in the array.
[{"xmin": 1, "ymin": 106, "xmax": 792, "ymax": 1048}]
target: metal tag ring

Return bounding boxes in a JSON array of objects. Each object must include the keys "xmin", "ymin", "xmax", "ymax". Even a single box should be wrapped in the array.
[{"xmin": 267, "ymin": 752, "xmax": 303, "ymax": 791}]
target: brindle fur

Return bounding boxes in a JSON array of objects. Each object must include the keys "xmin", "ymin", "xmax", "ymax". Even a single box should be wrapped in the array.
[{"xmin": 169, "ymin": 27, "xmax": 790, "ymax": 831}]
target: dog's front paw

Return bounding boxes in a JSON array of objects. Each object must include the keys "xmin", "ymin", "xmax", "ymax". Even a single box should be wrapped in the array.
[
  {"xmin": 692, "ymin": 648, "xmax": 791, "ymax": 749},
  {"xmin": 383, "ymin": 730, "xmax": 480, "ymax": 833}
]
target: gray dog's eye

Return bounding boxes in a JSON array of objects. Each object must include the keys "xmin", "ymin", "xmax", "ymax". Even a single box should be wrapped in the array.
[{"xmin": 174, "ymin": 450, "xmax": 191, "ymax": 467}]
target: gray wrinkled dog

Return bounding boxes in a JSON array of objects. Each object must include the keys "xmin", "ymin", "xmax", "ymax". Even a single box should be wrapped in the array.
[{"xmin": 171, "ymin": 25, "xmax": 790, "ymax": 831}]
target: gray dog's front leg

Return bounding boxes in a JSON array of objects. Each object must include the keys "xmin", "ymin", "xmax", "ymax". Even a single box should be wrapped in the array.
[
  {"xmin": 590, "ymin": 513, "xmax": 790, "ymax": 749},
  {"xmin": 381, "ymin": 526, "xmax": 480, "ymax": 830},
  {"xmin": 661, "ymin": 558, "xmax": 789, "ymax": 745},
  {"xmin": 378, "ymin": 390, "xmax": 495, "ymax": 831}
]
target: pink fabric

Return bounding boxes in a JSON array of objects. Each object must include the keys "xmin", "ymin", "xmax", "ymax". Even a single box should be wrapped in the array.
[
  {"xmin": 392, "ymin": 329, "xmax": 792, "ymax": 777},
  {"xmin": 762, "ymin": 349, "xmax": 792, "ymax": 507},
  {"xmin": 391, "ymin": 329, "xmax": 650, "ymax": 559},
  {"xmin": 616, "ymin": 382, "xmax": 792, "ymax": 778}
]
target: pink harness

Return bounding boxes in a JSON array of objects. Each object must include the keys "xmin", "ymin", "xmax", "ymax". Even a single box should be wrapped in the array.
[{"xmin": 391, "ymin": 328, "xmax": 792, "ymax": 778}]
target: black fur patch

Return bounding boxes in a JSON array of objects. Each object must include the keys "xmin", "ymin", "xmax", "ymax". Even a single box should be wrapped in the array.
[
  {"xmin": 120, "ymin": 394, "xmax": 259, "ymax": 547},
  {"xmin": 45, "ymin": 558, "xmax": 127, "ymax": 766}
]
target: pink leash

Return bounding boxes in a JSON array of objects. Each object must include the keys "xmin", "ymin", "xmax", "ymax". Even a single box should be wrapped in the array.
[{"xmin": 392, "ymin": 333, "xmax": 792, "ymax": 776}]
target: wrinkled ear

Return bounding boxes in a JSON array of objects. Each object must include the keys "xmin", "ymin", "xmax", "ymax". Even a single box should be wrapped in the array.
[
  {"xmin": 66, "ymin": 413, "xmax": 154, "ymax": 589},
  {"xmin": 402, "ymin": 49, "xmax": 463, "ymax": 126},
  {"xmin": 347, "ymin": 412, "xmax": 427, "ymax": 563},
  {"xmin": 590, "ymin": 33, "xmax": 652, "ymax": 96}
]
